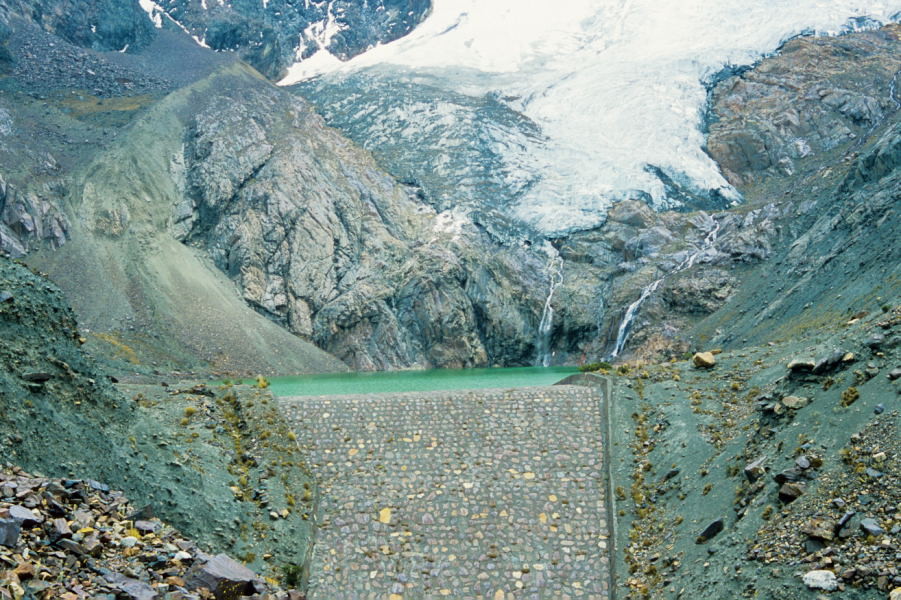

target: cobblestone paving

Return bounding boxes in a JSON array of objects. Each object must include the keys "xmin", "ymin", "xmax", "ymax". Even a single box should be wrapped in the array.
[{"xmin": 281, "ymin": 386, "xmax": 610, "ymax": 600}]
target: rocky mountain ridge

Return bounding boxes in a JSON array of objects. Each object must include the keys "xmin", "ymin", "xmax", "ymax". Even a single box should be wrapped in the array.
[
  {"xmin": 0, "ymin": 0, "xmax": 431, "ymax": 81},
  {"xmin": 0, "ymin": 2, "xmax": 898, "ymax": 376}
]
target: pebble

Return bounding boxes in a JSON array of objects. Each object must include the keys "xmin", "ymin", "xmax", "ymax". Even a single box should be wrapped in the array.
[
  {"xmin": 860, "ymin": 518, "xmax": 884, "ymax": 536},
  {"xmin": 284, "ymin": 386, "xmax": 611, "ymax": 599},
  {"xmin": 0, "ymin": 465, "xmax": 299, "ymax": 599},
  {"xmin": 697, "ymin": 519, "xmax": 725, "ymax": 543}
]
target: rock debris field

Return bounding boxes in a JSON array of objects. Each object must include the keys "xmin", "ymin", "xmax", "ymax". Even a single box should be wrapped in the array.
[{"xmin": 282, "ymin": 385, "xmax": 611, "ymax": 600}]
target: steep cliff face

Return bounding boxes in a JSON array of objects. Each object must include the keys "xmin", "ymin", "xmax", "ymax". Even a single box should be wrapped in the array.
[
  {"xmin": 139, "ymin": 0, "xmax": 431, "ymax": 80},
  {"xmin": 0, "ymin": 0, "xmax": 155, "ymax": 53},
  {"xmin": 175, "ymin": 77, "xmax": 549, "ymax": 369},
  {"xmin": 0, "ymin": 8, "xmax": 349, "ymax": 374},
  {"xmin": 0, "ymin": 5, "xmax": 551, "ymax": 372},
  {"xmin": 687, "ymin": 25, "xmax": 901, "ymax": 350}
]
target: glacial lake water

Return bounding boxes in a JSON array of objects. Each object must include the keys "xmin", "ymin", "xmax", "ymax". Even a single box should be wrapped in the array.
[{"xmin": 252, "ymin": 366, "xmax": 579, "ymax": 397}]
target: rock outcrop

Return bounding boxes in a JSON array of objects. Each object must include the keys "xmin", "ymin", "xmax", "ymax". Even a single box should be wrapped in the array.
[
  {"xmin": 176, "ymin": 78, "xmax": 552, "ymax": 369},
  {"xmin": 707, "ymin": 26, "xmax": 901, "ymax": 187},
  {"xmin": 0, "ymin": 175, "xmax": 68, "ymax": 257}
]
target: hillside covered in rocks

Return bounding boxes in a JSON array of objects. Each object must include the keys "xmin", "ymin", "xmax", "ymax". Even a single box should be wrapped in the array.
[{"xmin": 0, "ymin": 257, "xmax": 324, "ymax": 593}]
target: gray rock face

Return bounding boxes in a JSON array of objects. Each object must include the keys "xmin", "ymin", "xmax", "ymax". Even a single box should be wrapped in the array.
[
  {"xmin": 175, "ymin": 79, "xmax": 548, "ymax": 370},
  {"xmin": 0, "ymin": 0, "xmax": 156, "ymax": 54},
  {"xmin": 145, "ymin": 0, "xmax": 431, "ymax": 79},
  {"xmin": 0, "ymin": 8, "xmax": 898, "ymax": 371},
  {"xmin": 842, "ymin": 121, "xmax": 901, "ymax": 190},
  {"xmin": 0, "ymin": 175, "xmax": 68, "ymax": 257},
  {"xmin": 707, "ymin": 27, "xmax": 901, "ymax": 187}
]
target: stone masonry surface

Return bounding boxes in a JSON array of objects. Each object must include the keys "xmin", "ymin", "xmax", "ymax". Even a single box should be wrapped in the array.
[{"xmin": 281, "ymin": 385, "xmax": 610, "ymax": 600}]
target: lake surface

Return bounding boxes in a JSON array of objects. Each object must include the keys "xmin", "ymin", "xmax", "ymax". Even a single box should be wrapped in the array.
[{"xmin": 257, "ymin": 366, "xmax": 579, "ymax": 397}]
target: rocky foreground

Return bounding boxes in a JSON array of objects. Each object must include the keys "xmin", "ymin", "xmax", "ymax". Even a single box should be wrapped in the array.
[
  {"xmin": 0, "ymin": 465, "xmax": 304, "ymax": 600},
  {"xmin": 606, "ymin": 306, "xmax": 900, "ymax": 599}
]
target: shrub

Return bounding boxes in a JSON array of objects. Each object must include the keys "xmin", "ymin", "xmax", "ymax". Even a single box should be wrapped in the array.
[{"xmin": 579, "ymin": 361, "xmax": 612, "ymax": 372}]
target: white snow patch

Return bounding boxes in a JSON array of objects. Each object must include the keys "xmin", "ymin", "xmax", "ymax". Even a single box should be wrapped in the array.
[
  {"xmin": 280, "ymin": 49, "xmax": 344, "ymax": 83},
  {"xmin": 431, "ymin": 208, "xmax": 471, "ymax": 242},
  {"xmin": 138, "ymin": 0, "xmax": 164, "ymax": 28},
  {"xmin": 277, "ymin": 0, "xmax": 901, "ymax": 234},
  {"xmin": 139, "ymin": 0, "xmax": 210, "ymax": 47}
]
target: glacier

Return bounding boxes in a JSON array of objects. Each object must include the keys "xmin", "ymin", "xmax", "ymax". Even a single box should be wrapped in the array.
[{"xmin": 281, "ymin": 0, "xmax": 901, "ymax": 235}]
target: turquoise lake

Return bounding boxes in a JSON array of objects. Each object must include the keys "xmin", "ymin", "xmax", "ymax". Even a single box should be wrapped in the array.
[{"xmin": 253, "ymin": 366, "xmax": 579, "ymax": 397}]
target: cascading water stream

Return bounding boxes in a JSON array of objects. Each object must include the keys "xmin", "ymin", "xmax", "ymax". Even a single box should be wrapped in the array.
[
  {"xmin": 890, "ymin": 69, "xmax": 901, "ymax": 110},
  {"xmin": 609, "ymin": 219, "xmax": 721, "ymax": 359},
  {"xmin": 609, "ymin": 278, "xmax": 663, "ymax": 358},
  {"xmin": 535, "ymin": 243, "xmax": 564, "ymax": 367}
]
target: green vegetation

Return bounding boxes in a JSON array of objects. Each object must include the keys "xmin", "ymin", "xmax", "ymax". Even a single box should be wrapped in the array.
[{"xmin": 580, "ymin": 361, "xmax": 612, "ymax": 372}]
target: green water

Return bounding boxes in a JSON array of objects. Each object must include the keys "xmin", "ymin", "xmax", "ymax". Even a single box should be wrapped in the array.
[{"xmin": 253, "ymin": 366, "xmax": 579, "ymax": 397}]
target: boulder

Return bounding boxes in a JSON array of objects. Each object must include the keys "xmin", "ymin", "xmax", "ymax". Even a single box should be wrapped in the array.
[
  {"xmin": 787, "ymin": 358, "xmax": 816, "ymax": 372},
  {"xmin": 186, "ymin": 553, "xmax": 259, "ymax": 600},
  {"xmin": 860, "ymin": 518, "xmax": 883, "ymax": 537},
  {"xmin": 8, "ymin": 505, "xmax": 42, "ymax": 527},
  {"xmin": 21, "ymin": 372, "xmax": 53, "ymax": 383},
  {"xmin": 774, "ymin": 468, "xmax": 805, "ymax": 484},
  {"xmin": 696, "ymin": 518, "xmax": 724, "ymax": 543},
  {"xmin": 802, "ymin": 570, "xmax": 838, "ymax": 591},
  {"xmin": 104, "ymin": 572, "xmax": 159, "ymax": 600},
  {"xmin": 812, "ymin": 351, "xmax": 846, "ymax": 374},
  {"xmin": 781, "ymin": 395, "xmax": 809, "ymax": 409},
  {"xmin": 743, "ymin": 456, "xmax": 767, "ymax": 482},
  {"xmin": 692, "ymin": 352, "xmax": 716, "ymax": 369},
  {"xmin": 0, "ymin": 518, "xmax": 20, "ymax": 547},
  {"xmin": 801, "ymin": 518, "xmax": 835, "ymax": 541},
  {"xmin": 778, "ymin": 482, "xmax": 805, "ymax": 503}
]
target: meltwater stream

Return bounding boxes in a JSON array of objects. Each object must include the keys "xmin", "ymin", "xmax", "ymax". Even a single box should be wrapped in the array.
[
  {"xmin": 535, "ymin": 242, "xmax": 565, "ymax": 367},
  {"xmin": 610, "ymin": 219, "xmax": 722, "ymax": 358}
]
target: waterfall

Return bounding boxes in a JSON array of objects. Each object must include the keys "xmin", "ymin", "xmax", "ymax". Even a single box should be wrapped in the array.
[
  {"xmin": 891, "ymin": 69, "xmax": 901, "ymax": 110},
  {"xmin": 609, "ymin": 277, "xmax": 663, "ymax": 359},
  {"xmin": 535, "ymin": 242, "xmax": 564, "ymax": 367},
  {"xmin": 608, "ymin": 218, "xmax": 721, "ymax": 359}
]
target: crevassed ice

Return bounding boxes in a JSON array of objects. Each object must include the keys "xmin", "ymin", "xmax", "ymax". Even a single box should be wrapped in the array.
[{"xmin": 280, "ymin": 0, "xmax": 901, "ymax": 235}]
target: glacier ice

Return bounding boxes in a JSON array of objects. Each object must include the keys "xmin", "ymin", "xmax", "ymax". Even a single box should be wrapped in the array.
[{"xmin": 281, "ymin": 0, "xmax": 901, "ymax": 235}]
